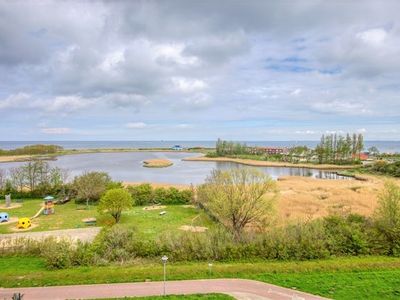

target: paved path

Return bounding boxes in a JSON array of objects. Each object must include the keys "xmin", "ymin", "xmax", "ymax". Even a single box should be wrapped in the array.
[
  {"xmin": 0, "ymin": 227, "xmax": 101, "ymax": 246},
  {"xmin": 0, "ymin": 279, "xmax": 329, "ymax": 300}
]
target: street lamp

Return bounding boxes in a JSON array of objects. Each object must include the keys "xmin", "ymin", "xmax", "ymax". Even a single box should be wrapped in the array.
[{"xmin": 161, "ymin": 255, "xmax": 168, "ymax": 296}]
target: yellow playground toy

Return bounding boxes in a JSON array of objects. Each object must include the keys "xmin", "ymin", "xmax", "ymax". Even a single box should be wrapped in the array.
[{"xmin": 17, "ymin": 217, "xmax": 31, "ymax": 229}]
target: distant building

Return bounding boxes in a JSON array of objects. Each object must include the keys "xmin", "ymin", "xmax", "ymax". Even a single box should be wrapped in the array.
[
  {"xmin": 171, "ymin": 145, "xmax": 184, "ymax": 151},
  {"xmin": 248, "ymin": 147, "xmax": 289, "ymax": 155},
  {"xmin": 352, "ymin": 152, "xmax": 369, "ymax": 160}
]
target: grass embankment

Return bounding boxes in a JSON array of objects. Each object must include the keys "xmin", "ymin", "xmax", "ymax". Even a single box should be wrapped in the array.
[
  {"xmin": 143, "ymin": 159, "xmax": 173, "ymax": 168},
  {"xmin": 1, "ymin": 256, "xmax": 400, "ymax": 299},
  {"xmin": 184, "ymin": 156, "xmax": 359, "ymax": 170},
  {"xmin": 0, "ymin": 200, "xmax": 213, "ymax": 236}
]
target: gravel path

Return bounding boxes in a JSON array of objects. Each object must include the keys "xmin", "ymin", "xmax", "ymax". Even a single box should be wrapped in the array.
[
  {"xmin": 0, "ymin": 227, "xmax": 101, "ymax": 245},
  {"xmin": 0, "ymin": 279, "xmax": 329, "ymax": 300}
]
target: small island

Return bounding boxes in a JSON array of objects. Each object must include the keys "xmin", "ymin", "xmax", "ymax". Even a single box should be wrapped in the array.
[{"xmin": 142, "ymin": 159, "xmax": 173, "ymax": 168}]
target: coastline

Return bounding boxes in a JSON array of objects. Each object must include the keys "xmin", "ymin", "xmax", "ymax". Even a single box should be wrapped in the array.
[
  {"xmin": 0, "ymin": 155, "xmax": 33, "ymax": 163},
  {"xmin": 183, "ymin": 156, "xmax": 360, "ymax": 170},
  {"xmin": 0, "ymin": 148, "xmax": 207, "ymax": 163}
]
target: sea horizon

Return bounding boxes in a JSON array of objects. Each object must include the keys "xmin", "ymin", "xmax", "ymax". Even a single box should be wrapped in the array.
[{"xmin": 1, "ymin": 140, "xmax": 399, "ymax": 153}]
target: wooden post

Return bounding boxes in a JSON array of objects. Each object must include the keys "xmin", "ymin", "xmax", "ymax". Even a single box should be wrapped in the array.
[{"xmin": 5, "ymin": 194, "xmax": 11, "ymax": 208}]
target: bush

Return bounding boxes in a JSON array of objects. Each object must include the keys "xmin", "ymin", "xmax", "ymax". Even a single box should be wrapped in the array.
[
  {"xmin": 128, "ymin": 184, "xmax": 193, "ymax": 206},
  {"xmin": 41, "ymin": 239, "xmax": 73, "ymax": 269},
  {"xmin": 128, "ymin": 184, "xmax": 153, "ymax": 205}
]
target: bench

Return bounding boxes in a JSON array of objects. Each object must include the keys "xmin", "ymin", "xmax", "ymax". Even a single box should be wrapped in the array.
[{"xmin": 82, "ymin": 218, "xmax": 97, "ymax": 226}]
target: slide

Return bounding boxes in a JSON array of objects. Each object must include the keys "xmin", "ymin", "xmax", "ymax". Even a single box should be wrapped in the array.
[{"xmin": 31, "ymin": 206, "xmax": 45, "ymax": 219}]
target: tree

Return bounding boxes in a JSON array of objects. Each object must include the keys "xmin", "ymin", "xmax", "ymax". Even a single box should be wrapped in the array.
[
  {"xmin": 98, "ymin": 188, "xmax": 133, "ymax": 223},
  {"xmin": 9, "ymin": 167, "xmax": 25, "ymax": 192},
  {"xmin": 197, "ymin": 168, "xmax": 277, "ymax": 239},
  {"xmin": 374, "ymin": 181, "xmax": 400, "ymax": 255},
  {"xmin": 72, "ymin": 171, "xmax": 111, "ymax": 207},
  {"xmin": 368, "ymin": 146, "xmax": 380, "ymax": 156},
  {"xmin": 0, "ymin": 169, "xmax": 5, "ymax": 191}
]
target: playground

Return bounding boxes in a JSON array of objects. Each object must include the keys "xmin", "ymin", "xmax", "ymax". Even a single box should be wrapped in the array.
[{"xmin": 0, "ymin": 197, "xmax": 214, "ymax": 238}]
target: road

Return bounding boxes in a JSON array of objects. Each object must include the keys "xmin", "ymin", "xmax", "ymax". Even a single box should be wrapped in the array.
[
  {"xmin": 0, "ymin": 279, "xmax": 329, "ymax": 300},
  {"xmin": 0, "ymin": 227, "xmax": 101, "ymax": 246}
]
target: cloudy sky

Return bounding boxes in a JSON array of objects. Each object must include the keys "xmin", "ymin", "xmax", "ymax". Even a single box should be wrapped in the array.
[{"xmin": 1, "ymin": 0, "xmax": 399, "ymax": 141}]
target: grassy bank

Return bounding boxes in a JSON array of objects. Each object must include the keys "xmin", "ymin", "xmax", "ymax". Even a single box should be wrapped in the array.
[
  {"xmin": 1, "ymin": 256, "xmax": 400, "ymax": 299},
  {"xmin": 184, "ymin": 156, "xmax": 359, "ymax": 170}
]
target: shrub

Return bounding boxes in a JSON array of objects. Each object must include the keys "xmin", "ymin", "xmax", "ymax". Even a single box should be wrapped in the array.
[
  {"xmin": 41, "ymin": 239, "xmax": 73, "ymax": 269},
  {"xmin": 373, "ymin": 181, "xmax": 400, "ymax": 255},
  {"xmin": 128, "ymin": 184, "xmax": 153, "ymax": 205},
  {"xmin": 128, "ymin": 184, "xmax": 193, "ymax": 206}
]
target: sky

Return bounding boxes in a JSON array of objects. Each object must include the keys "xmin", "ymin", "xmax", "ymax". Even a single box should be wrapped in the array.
[{"xmin": 0, "ymin": 0, "xmax": 400, "ymax": 141}]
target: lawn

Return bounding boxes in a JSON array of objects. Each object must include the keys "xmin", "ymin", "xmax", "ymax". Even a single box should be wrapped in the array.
[
  {"xmin": 1, "ymin": 256, "xmax": 400, "ymax": 299},
  {"xmin": 0, "ymin": 200, "xmax": 214, "ymax": 237}
]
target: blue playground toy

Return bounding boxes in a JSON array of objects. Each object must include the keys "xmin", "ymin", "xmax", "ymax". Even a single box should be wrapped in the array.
[{"xmin": 0, "ymin": 212, "xmax": 9, "ymax": 223}]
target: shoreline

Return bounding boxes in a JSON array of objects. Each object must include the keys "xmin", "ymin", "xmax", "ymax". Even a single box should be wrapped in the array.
[
  {"xmin": 183, "ymin": 156, "xmax": 360, "ymax": 170},
  {"xmin": 0, "ymin": 148, "xmax": 207, "ymax": 163}
]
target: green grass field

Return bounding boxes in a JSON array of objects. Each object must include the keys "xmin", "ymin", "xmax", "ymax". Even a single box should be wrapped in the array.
[
  {"xmin": 0, "ymin": 200, "xmax": 213, "ymax": 236},
  {"xmin": 1, "ymin": 256, "xmax": 400, "ymax": 299}
]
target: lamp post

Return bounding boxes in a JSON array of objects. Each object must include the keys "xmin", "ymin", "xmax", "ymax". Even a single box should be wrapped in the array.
[{"xmin": 161, "ymin": 255, "xmax": 168, "ymax": 296}]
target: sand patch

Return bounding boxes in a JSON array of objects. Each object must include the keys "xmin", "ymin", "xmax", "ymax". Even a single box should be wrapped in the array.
[
  {"xmin": 10, "ymin": 223, "xmax": 39, "ymax": 232},
  {"xmin": 0, "ymin": 217, "xmax": 18, "ymax": 225},
  {"xmin": 0, "ymin": 203, "xmax": 22, "ymax": 210},
  {"xmin": 182, "ymin": 205, "xmax": 196, "ymax": 208},
  {"xmin": 179, "ymin": 225, "xmax": 208, "ymax": 232},
  {"xmin": 143, "ymin": 205, "xmax": 167, "ymax": 211},
  {"xmin": 143, "ymin": 159, "xmax": 173, "ymax": 168},
  {"xmin": 0, "ymin": 155, "xmax": 32, "ymax": 163}
]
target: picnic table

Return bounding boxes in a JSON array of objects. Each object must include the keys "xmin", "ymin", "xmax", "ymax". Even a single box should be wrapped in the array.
[{"xmin": 82, "ymin": 218, "xmax": 97, "ymax": 226}]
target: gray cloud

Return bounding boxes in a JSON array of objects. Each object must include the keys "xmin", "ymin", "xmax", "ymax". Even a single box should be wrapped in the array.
[{"xmin": 0, "ymin": 1, "xmax": 400, "ymax": 139}]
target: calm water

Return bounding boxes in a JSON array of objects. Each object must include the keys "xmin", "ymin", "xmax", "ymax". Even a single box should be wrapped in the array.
[
  {"xmin": 0, "ymin": 152, "xmax": 351, "ymax": 184},
  {"xmin": 0, "ymin": 140, "xmax": 399, "ymax": 153}
]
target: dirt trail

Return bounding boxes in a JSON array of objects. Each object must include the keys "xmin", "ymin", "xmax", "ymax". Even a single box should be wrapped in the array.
[
  {"xmin": 0, "ymin": 278, "xmax": 328, "ymax": 300},
  {"xmin": 0, "ymin": 227, "xmax": 101, "ymax": 246}
]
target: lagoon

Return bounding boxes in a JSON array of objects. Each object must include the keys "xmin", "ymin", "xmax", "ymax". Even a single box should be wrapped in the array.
[{"xmin": 0, "ymin": 152, "xmax": 351, "ymax": 185}]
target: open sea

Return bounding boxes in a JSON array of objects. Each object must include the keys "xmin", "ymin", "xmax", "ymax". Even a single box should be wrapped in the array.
[{"xmin": 0, "ymin": 140, "xmax": 399, "ymax": 153}]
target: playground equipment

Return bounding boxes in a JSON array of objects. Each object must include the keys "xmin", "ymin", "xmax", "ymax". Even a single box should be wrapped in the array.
[
  {"xmin": 17, "ymin": 217, "xmax": 31, "ymax": 229},
  {"xmin": 0, "ymin": 212, "xmax": 9, "ymax": 223},
  {"xmin": 43, "ymin": 196, "xmax": 55, "ymax": 215}
]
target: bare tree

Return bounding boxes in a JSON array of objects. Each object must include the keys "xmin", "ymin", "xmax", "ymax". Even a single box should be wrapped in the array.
[
  {"xmin": 0, "ymin": 169, "xmax": 5, "ymax": 190},
  {"xmin": 9, "ymin": 167, "xmax": 25, "ymax": 192},
  {"xmin": 72, "ymin": 171, "xmax": 111, "ymax": 207},
  {"xmin": 197, "ymin": 168, "xmax": 277, "ymax": 239}
]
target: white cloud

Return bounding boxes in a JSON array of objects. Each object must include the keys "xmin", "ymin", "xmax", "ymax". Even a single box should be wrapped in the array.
[
  {"xmin": 125, "ymin": 122, "xmax": 147, "ymax": 129},
  {"xmin": 46, "ymin": 96, "xmax": 92, "ymax": 113},
  {"xmin": 295, "ymin": 130, "xmax": 315, "ymax": 135},
  {"xmin": 357, "ymin": 28, "xmax": 387, "ymax": 46},
  {"xmin": 0, "ymin": 93, "xmax": 31, "ymax": 109},
  {"xmin": 172, "ymin": 77, "xmax": 207, "ymax": 93},
  {"xmin": 41, "ymin": 127, "xmax": 71, "ymax": 134}
]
